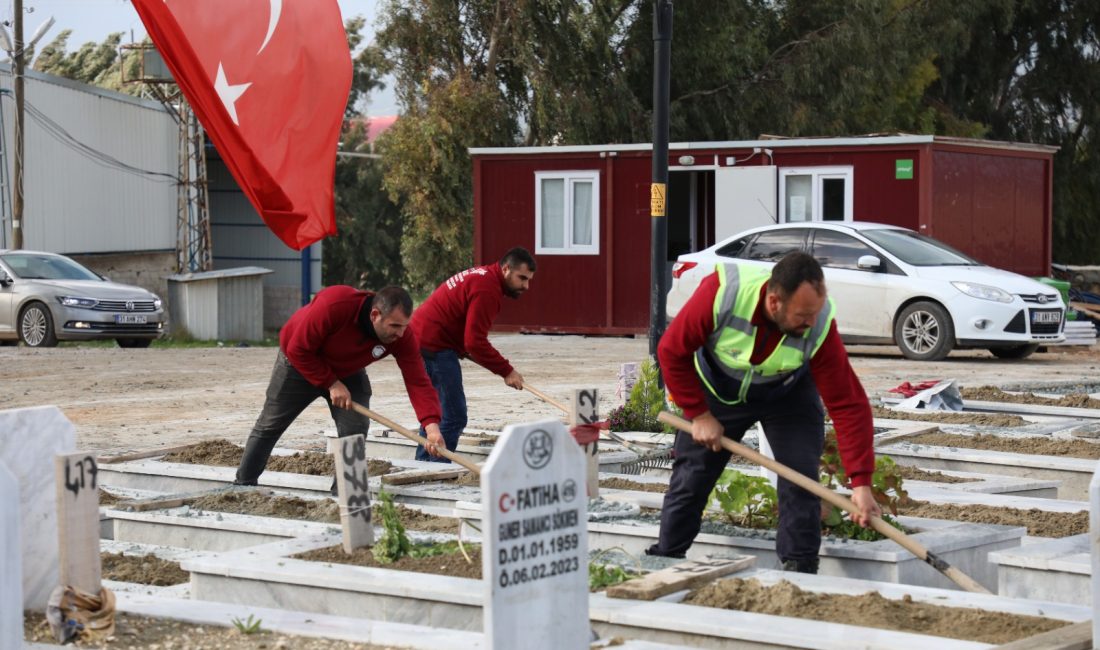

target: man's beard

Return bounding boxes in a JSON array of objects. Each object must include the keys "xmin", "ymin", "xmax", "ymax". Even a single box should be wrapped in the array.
[{"xmin": 504, "ymin": 287, "xmax": 524, "ymax": 299}]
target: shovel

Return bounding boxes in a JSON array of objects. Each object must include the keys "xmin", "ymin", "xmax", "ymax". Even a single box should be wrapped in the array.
[
  {"xmin": 657, "ymin": 411, "xmax": 991, "ymax": 594},
  {"xmin": 349, "ymin": 401, "xmax": 481, "ymax": 474}
]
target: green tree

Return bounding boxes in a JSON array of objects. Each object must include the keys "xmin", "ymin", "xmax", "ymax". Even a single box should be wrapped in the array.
[{"xmin": 33, "ymin": 31, "xmax": 143, "ymax": 96}]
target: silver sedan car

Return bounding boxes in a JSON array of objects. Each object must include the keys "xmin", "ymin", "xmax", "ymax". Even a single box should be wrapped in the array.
[{"xmin": 0, "ymin": 250, "xmax": 166, "ymax": 348}]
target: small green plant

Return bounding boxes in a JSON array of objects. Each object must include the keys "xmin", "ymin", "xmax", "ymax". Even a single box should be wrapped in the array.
[
  {"xmin": 588, "ymin": 563, "xmax": 637, "ymax": 591},
  {"xmin": 819, "ymin": 428, "xmax": 911, "ymax": 541},
  {"xmin": 231, "ymin": 614, "xmax": 264, "ymax": 635},
  {"xmin": 709, "ymin": 469, "xmax": 779, "ymax": 529},
  {"xmin": 372, "ymin": 489, "xmax": 412, "ymax": 564},
  {"xmin": 608, "ymin": 358, "xmax": 679, "ymax": 433}
]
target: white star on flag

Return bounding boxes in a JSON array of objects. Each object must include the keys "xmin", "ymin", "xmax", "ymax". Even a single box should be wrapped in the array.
[{"xmin": 214, "ymin": 63, "xmax": 251, "ymax": 125}]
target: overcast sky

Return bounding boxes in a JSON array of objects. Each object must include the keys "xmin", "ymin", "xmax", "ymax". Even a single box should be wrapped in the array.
[{"xmin": 10, "ymin": 0, "xmax": 399, "ymax": 115}]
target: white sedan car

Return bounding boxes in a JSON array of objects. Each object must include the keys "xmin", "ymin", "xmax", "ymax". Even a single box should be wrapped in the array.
[{"xmin": 667, "ymin": 222, "xmax": 1065, "ymax": 361}]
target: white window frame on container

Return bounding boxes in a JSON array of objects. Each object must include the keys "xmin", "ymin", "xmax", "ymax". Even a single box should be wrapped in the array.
[
  {"xmin": 535, "ymin": 170, "xmax": 600, "ymax": 255},
  {"xmin": 778, "ymin": 166, "xmax": 854, "ymax": 223}
]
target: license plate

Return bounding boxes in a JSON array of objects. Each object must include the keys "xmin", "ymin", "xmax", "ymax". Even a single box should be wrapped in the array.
[
  {"xmin": 115, "ymin": 314, "xmax": 147, "ymax": 324},
  {"xmin": 1031, "ymin": 311, "xmax": 1061, "ymax": 324}
]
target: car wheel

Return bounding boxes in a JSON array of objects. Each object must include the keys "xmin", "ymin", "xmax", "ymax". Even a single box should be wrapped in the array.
[
  {"xmin": 989, "ymin": 344, "xmax": 1040, "ymax": 360},
  {"xmin": 116, "ymin": 338, "xmax": 153, "ymax": 349},
  {"xmin": 19, "ymin": 301, "xmax": 58, "ymax": 348},
  {"xmin": 894, "ymin": 301, "xmax": 954, "ymax": 361}
]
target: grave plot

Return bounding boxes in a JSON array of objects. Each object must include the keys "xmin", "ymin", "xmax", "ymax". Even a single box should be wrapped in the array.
[
  {"xmin": 895, "ymin": 486, "xmax": 1088, "ymax": 539},
  {"xmin": 883, "ymin": 384, "xmax": 1100, "ymax": 420},
  {"xmin": 177, "ymin": 531, "xmax": 1087, "ymax": 649},
  {"xmin": 878, "ymin": 429, "xmax": 1100, "ymax": 500},
  {"xmin": 97, "ymin": 540, "xmax": 201, "ymax": 598}
]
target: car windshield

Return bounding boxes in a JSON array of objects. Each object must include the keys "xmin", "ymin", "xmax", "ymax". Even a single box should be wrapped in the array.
[
  {"xmin": 0, "ymin": 253, "xmax": 102, "ymax": 281},
  {"xmin": 859, "ymin": 229, "xmax": 980, "ymax": 266}
]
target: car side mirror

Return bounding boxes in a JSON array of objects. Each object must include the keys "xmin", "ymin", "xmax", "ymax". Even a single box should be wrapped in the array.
[
  {"xmin": 0, "ymin": 272, "xmax": 11, "ymax": 287},
  {"xmin": 856, "ymin": 255, "xmax": 882, "ymax": 271}
]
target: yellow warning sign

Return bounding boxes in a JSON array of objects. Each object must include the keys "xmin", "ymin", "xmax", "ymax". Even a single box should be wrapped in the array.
[{"xmin": 650, "ymin": 183, "xmax": 666, "ymax": 217}]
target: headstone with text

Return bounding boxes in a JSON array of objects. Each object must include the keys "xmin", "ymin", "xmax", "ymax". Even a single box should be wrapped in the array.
[
  {"xmin": 54, "ymin": 452, "xmax": 102, "ymax": 595},
  {"xmin": 334, "ymin": 434, "xmax": 374, "ymax": 552},
  {"xmin": 570, "ymin": 388, "xmax": 600, "ymax": 497},
  {"xmin": 1090, "ymin": 460, "xmax": 1099, "ymax": 649},
  {"xmin": 482, "ymin": 419, "xmax": 589, "ymax": 649},
  {"xmin": 0, "ymin": 462, "xmax": 22, "ymax": 648}
]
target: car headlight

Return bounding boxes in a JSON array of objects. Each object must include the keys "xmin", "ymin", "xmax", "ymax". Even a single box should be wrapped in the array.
[
  {"xmin": 58, "ymin": 296, "xmax": 98, "ymax": 308},
  {"xmin": 152, "ymin": 295, "xmax": 163, "ymax": 310},
  {"xmin": 951, "ymin": 282, "xmax": 1013, "ymax": 303}
]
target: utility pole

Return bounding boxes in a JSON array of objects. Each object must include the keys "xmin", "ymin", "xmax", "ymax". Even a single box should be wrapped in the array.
[
  {"xmin": 649, "ymin": 0, "xmax": 672, "ymax": 360},
  {"xmin": 11, "ymin": 0, "xmax": 24, "ymax": 249}
]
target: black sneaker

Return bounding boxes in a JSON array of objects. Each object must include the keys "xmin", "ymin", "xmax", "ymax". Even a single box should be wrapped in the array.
[{"xmin": 781, "ymin": 558, "xmax": 819, "ymax": 574}]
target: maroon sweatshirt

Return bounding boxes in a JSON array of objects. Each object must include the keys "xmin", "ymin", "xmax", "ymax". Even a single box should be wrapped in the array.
[
  {"xmin": 280, "ymin": 285, "xmax": 441, "ymax": 427},
  {"xmin": 410, "ymin": 264, "xmax": 514, "ymax": 377},
  {"xmin": 659, "ymin": 272, "xmax": 875, "ymax": 487}
]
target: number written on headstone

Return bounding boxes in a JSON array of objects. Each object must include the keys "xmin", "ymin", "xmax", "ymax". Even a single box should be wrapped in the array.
[
  {"xmin": 63, "ymin": 456, "xmax": 98, "ymax": 497},
  {"xmin": 571, "ymin": 389, "xmax": 599, "ymax": 425},
  {"xmin": 334, "ymin": 434, "xmax": 374, "ymax": 551}
]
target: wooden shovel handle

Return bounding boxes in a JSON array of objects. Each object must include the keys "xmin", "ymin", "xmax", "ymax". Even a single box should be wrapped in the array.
[
  {"xmin": 657, "ymin": 411, "xmax": 990, "ymax": 594},
  {"xmin": 350, "ymin": 402, "xmax": 481, "ymax": 475},
  {"xmin": 523, "ymin": 384, "xmax": 570, "ymax": 414}
]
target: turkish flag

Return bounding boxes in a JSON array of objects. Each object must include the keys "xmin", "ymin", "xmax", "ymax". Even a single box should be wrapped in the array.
[{"xmin": 132, "ymin": 0, "xmax": 352, "ymax": 250}]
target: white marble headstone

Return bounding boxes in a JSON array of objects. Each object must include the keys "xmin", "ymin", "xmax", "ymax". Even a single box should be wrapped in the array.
[
  {"xmin": 0, "ymin": 461, "xmax": 22, "ymax": 648},
  {"xmin": 482, "ymin": 419, "xmax": 588, "ymax": 650},
  {"xmin": 0, "ymin": 406, "xmax": 76, "ymax": 610},
  {"xmin": 1090, "ymin": 459, "xmax": 1099, "ymax": 649}
]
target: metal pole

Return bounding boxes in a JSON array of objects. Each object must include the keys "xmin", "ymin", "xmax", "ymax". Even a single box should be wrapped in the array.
[
  {"xmin": 11, "ymin": 0, "xmax": 24, "ymax": 249},
  {"xmin": 649, "ymin": 0, "xmax": 672, "ymax": 358}
]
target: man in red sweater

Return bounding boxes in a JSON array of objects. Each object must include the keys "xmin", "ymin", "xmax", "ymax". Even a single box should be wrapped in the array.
[
  {"xmin": 234, "ymin": 285, "xmax": 442, "ymax": 489},
  {"xmin": 650, "ymin": 252, "xmax": 879, "ymax": 573},
  {"xmin": 410, "ymin": 247, "xmax": 536, "ymax": 461}
]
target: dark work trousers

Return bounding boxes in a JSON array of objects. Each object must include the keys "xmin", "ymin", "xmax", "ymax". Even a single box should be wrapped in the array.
[
  {"xmin": 648, "ymin": 371, "xmax": 825, "ymax": 565},
  {"xmin": 415, "ymin": 350, "xmax": 467, "ymax": 462},
  {"xmin": 235, "ymin": 351, "xmax": 372, "ymax": 487}
]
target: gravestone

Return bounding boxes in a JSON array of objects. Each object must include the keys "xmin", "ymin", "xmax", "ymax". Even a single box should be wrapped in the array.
[
  {"xmin": 0, "ymin": 406, "xmax": 75, "ymax": 609},
  {"xmin": 1090, "ymin": 460, "xmax": 1099, "ymax": 649},
  {"xmin": 334, "ymin": 434, "xmax": 373, "ymax": 551},
  {"xmin": 0, "ymin": 461, "xmax": 21, "ymax": 649},
  {"xmin": 482, "ymin": 419, "xmax": 589, "ymax": 649},
  {"xmin": 55, "ymin": 452, "xmax": 102, "ymax": 594},
  {"xmin": 570, "ymin": 388, "xmax": 600, "ymax": 497}
]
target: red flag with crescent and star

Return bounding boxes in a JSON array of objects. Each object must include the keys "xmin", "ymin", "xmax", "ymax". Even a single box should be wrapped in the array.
[{"xmin": 131, "ymin": 0, "xmax": 352, "ymax": 250}]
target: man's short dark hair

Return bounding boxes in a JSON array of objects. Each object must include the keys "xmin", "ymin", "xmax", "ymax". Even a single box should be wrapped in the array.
[
  {"xmin": 372, "ymin": 285, "xmax": 413, "ymax": 317},
  {"xmin": 767, "ymin": 252, "xmax": 825, "ymax": 298},
  {"xmin": 500, "ymin": 247, "xmax": 536, "ymax": 272}
]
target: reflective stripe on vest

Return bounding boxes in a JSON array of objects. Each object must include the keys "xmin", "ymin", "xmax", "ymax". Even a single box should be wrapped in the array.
[{"xmin": 694, "ymin": 263, "xmax": 835, "ymax": 405}]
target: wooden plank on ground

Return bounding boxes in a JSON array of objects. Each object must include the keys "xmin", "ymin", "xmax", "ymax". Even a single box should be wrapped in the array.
[
  {"xmin": 97, "ymin": 441, "xmax": 202, "ymax": 464},
  {"xmin": 55, "ymin": 452, "xmax": 102, "ymax": 594},
  {"xmin": 605, "ymin": 556, "xmax": 755, "ymax": 601},
  {"xmin": 993, "ymin": 621, "xmax": 1091, "ymax": 650},
  {"xmin": 334, "ymin": 434, "xmax": 373, "ymax": 552},
  {"xmin": 382, "ymin": 468, "xmax": 468, "ymax": 486}
]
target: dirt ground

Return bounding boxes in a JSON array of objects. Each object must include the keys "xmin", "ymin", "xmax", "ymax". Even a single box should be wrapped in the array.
[
  {"xmin": 4, "ymin": 337, "xmax": 1100, "ymax": 454},
  {"xmin": 295, "ymin": 544, "xmax": 483, "ymax": 580},
  {"xmin": 683, "ymin": 578, "xmax": 1066, "ymax": 644},
  {"xmin": 900, "ymin": 431, "xmax": 1100, "ymax": 459},
  {"xmin": 897, "ymin": 501, "xmax": 1088, "ymax": 537}
]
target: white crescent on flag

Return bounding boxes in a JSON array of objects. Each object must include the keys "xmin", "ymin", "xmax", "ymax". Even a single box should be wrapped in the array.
[{"xmin": 259, "ymin": 0, "xmax": 282, "ymax": 54}]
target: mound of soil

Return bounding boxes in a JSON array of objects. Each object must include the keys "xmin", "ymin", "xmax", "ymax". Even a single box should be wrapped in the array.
[
  {"xmin": 187, "ymin": 492, "xmax": 458, "ymax": 533},
  {"xmin": 962, "ymin": 386, "xmax": 1100, "ymax": 409},
  {"xmin": 684, "ymin": 578, "xmax": 1066, "ymax": 644},
  {"xmin": 101, "ymin": 552, "xmax": 189, "ymax": 586},
  {"xmin": 894, "ymin": 466, "xmax": 978, "ymax": 484},
  {"xmin": 873, "ymin": 405, "xmax": 1025, "ymax": 427},
  {"xmin": 899, "ymin": 431, "xmax": 1100, "ymax": 459},
  {"xmin": 294, "ymin": 544, "xmax": 482, "ymax": 579},
  {"xmin": 191, "ymin": 491, "xmax": 341, "ymax": 523},
  {"xmin": 600, "ymin": 477, "xmax": 668, "ymax": 493},
  {"xmin": 162, "ymin": 439, "xmax": 395, "ymax": 477},
  {"xmin": 25, "ymin": 611, "xmax": 399, "ymax": 648},
  {"xmin": 898, "ymin": 501, "xmax": 1087, "ymax": 538}
]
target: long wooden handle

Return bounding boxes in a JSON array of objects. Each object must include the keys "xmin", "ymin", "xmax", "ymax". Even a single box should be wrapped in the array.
[
  {"xmin": 523, "ymin": 384, "xmax": 570, "ymax": 414},
  {"xmin": 350, "ymin": 402, "xmax": 481, "ymax": 475},
  {"xmin": 657, "ymin": 411, "xmax": 990, "ymax": 594}
]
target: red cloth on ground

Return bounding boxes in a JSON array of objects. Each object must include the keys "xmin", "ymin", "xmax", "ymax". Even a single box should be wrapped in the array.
[
  {"xmin": 887, "ymin": 380, "xmax": 942, "ymax": 398},
  {"xmin": 658, "ymin": 272, "xmax": 875, "ymax": 487},
  {"xmin": 410, "ymin": 264, "xmax": 514, "ymax": 377},
  {"xmin": 279, "ymin": 286, "xmax": 441, "ymax": 427}
]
